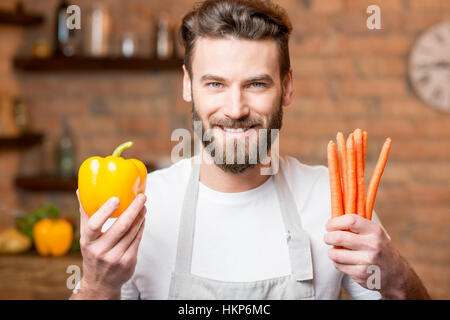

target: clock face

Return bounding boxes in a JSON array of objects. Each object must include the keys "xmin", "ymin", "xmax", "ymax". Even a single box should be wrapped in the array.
[{"xmin": 409, "ymin": 21, "xmax": 450, "ymax": 112}]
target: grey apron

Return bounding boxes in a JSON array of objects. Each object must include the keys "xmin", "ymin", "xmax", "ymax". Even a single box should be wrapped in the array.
[{"xmin": 168, "ymin": 160, "xmax": 315, "ymax": 299}]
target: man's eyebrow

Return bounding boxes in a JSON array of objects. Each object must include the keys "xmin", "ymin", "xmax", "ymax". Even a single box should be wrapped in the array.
[
  {"xmin": 200, "ymin": 74, "xmax": 228, "ymax": 82},
  {"xmin": 199, "ymin": 74, "xmax": 274, "ymax": 83},
  {"xmin": 244, "ymin": 74, "xmax": 274, "ymax": 83}
]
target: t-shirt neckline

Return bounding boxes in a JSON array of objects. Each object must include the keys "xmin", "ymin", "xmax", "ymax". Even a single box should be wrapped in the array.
[{"xmin": 198, "ymin": 175, "xmax": 275, "ymax": 205}]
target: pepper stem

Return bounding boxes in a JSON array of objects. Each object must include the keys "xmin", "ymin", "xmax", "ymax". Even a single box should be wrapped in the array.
[{"xmin": 112, "ymin": 141, "xmax": 133, "ymax": 157}]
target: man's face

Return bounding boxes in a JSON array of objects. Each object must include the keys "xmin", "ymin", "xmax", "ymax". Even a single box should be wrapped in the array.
[{"xmin": 183, "ymin": 37, "xmax": 293, "ymax": 174}]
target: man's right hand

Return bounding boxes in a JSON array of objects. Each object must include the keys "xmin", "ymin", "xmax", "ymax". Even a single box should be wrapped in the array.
[{"xmin": 70, "ymin": 190, "xmax": 147, "ymax": 300}]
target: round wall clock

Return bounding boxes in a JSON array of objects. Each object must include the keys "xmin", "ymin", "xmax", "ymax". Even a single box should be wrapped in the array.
[{"xmin": 409, "ymin": 21, "xmax": 450, "ymax": 112}]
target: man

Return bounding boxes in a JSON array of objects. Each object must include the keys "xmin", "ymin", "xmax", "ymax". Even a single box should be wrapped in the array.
[{"xmin": 70, "ymin": 0, "xmax": 429, "ymax": 300}]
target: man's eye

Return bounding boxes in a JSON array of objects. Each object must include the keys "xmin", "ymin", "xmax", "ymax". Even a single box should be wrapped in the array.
[
  {"xmin": 208, "ymin": 82, "xmax": 223, "ymax": 89},
  {"xmin": 249, "ymin": 82, "xmax": 266, "ymax": 88}
]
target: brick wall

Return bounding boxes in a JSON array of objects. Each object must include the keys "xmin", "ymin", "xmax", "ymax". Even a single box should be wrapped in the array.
[{"xmin": 0, "ymin": 0, "xmax": 449, "ymax": 299}]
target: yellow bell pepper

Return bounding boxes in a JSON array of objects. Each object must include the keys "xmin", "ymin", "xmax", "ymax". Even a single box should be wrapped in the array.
[
  {"xmin": 78, "ymin": 141, "xmax": 147, "ymax": 218},
  {"xmin": 33, "ymin": 218, "xmax": 73, "ymax": 257}
]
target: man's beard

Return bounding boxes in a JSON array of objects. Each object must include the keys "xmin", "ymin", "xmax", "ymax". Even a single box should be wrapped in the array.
[{"xmin": 192, "ymin": 99, "xmax": 283, "ymax": 174}]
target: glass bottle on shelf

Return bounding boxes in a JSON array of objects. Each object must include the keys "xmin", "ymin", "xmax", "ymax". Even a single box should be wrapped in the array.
[
  {"xmin": 55, "ymin": 117, "xmax": 76, "ymax": 178},
  {"xmin": 83, "ymin": 2, "xmax": 111, "ymax": 57},
  {"xmin": 54, "ymin": 0, "xmax": 77, "ymax": 57},
  {"xmin": 13, "ymin": 97, "xmax": 30, "ymax": 134},
  {"xmin": 0, "ymin": 94, "xmax": 19, "ymax": 137},
  {"xmin": 155, "ymin": 14, "xmax": 173, "ymax": 60}
]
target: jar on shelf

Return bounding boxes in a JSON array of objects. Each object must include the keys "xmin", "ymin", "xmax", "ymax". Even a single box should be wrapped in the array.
[
  {"xmin": 120, "ymin": 32, "xmax": 136, "ymax": 58},
  {"xmin": 83, "ymin": 2, "xmax": 111, "ymax": 57}
]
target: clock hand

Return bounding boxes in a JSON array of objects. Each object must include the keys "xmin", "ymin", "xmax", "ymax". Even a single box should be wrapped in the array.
[
  {"xmin": 416, "ymin": 62, "xmax": 450, "ymax": 69},
  {"xmin": 433, "ymin": 61, "xmax": 450, "ymax": 68}
]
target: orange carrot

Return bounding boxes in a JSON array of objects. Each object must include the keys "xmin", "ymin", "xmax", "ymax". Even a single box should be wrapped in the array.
[
  {"xmin": 336, "ymin": 132, "xmax": 348, "ymax": 213},
  {"xmin": 363, "ymin": 131, "xmax": 368, "ymax": 171},
  {"xmin": 354, "ymin": 129, "xmax": 366, "ymax": 218},
  {"xmin": 327, "ymin": 141, "xmax": 344, "ymax": 218},
  {"xmin": 366, "ymin": 138, "xmax": 392, "ymax": 220},
  {"xmin": 345, "ymin": 134, "xmax": 356, "ymax": 214}
]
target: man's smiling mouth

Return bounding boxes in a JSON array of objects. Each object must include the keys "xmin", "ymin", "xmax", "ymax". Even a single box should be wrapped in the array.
[{"xmin": 215, "ymin": 125, "xmax": 257, "ymax": 137}]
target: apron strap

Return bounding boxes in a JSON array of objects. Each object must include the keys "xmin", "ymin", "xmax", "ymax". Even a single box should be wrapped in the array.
[
  {"xmin": 173, "ymin": 161, "xmax": 200, "ymax": 274},
  {"xmin": 273, "ymin": 161, "xmax": 314, "ymax": 281},
  {"xmin": 273, "ymin": 167, "xmax": 304, "ymax": 235}
]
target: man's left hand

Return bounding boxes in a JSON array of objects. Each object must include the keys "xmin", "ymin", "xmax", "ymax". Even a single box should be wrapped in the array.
[{"xmin": 324, "ymin": 214, "xmax": 409, "ymax": 298}]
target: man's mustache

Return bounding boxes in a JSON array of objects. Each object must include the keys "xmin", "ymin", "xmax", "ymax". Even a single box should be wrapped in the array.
[{"xmin": 208, "ymin": 116, "xmax": 263, "ymax": 129}]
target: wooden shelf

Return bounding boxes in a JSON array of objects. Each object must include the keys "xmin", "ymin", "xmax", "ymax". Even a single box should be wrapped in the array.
[
  {"xmin": 13, "ymin": 56, "xmax": 184, "ymax": 72},
  {"xmin": 0, "ymin": 132, "xmax": 43, "ymax": 150},
  {"xmin": 15, "ymin": 174, "xmax": 78, "ymax": 192},
  {"xmin": 0, "ymin": 9, "xmax": 44, "ymax": 26},
  {"xmin": 15, "ymin": 162, "xmax": 154, "ymax": 192}
]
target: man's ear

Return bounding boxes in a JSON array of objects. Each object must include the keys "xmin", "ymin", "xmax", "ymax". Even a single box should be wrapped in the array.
[
  {"xmin": 182, "ymin": 65, "xmax": 192, "ymax": 102},
  {"xmin": 281, "ymin": 69, "xmax": 293, "ymax": 107}
]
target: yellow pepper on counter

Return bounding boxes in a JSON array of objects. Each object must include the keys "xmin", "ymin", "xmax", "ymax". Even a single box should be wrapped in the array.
[
  {"xmin": 33, "ymin": 218, "xmax": 73, "ymax": 257},
  {"xmin": 78, "ymin": 141, "xmax": 147, "ymax": 218}
]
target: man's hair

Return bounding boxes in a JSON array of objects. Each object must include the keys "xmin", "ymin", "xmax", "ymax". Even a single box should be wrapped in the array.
[{"xmin": 180, "ymin": 0, "xmax": 293, "ymax": 80}]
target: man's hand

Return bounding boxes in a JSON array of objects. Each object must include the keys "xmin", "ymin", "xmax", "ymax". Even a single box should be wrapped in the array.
[
  {"xmin": 70, "ymin": 190, "xmax": 147, "ymax": 300},
  {"xmin": 324, "ymin": 214, "xmax": 430, "ymax": 299}
]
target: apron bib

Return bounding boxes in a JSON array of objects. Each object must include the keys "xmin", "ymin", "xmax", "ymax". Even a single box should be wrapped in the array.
[{"xmin": 168, "ymin": 159, "xmax": 315, "ymax": 299}]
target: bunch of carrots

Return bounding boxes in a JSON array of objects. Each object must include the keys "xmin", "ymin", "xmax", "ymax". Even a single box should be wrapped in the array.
[{"xmin": 327, "ymin": 128, "xmax": 391, "ymax": 220}]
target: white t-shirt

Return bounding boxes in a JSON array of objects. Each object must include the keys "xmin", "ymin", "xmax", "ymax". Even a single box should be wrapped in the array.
[{"xmin": 118, "ymin": 156, "xmax": 383, "ymax": 300}]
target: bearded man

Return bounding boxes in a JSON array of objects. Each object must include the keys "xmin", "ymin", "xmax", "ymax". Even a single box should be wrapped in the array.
[{"xmin": 71, "ymin": 0, "xmax": 429, "ymax": 300}]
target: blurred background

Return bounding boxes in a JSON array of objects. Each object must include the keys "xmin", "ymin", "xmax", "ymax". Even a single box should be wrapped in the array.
[{"xmin": 0, "ymin": 0, "xmax": 448, "ymax": 299}]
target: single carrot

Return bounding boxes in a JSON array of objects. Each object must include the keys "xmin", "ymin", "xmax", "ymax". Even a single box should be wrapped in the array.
[
  {"xmin": 336, "ymin": 132, "xmax": 348, "ymax": 213},
  {"xmin": 363, "ymin": 131, "xmax": 368, "ymax": 171},
  {"xmin": 345, "ymin": 133, "xmax": 356, "ymax": 214},
  {"xmin": 354, "ymin": 129, "xmax": 366, "ymax": 218},
  {"xmin": 366, "ymin": 138, "xmax": 392, "ymax": 220},
  {"xmin": 327, "ymin": 141, "xmax": 344, "ymax": 218}
]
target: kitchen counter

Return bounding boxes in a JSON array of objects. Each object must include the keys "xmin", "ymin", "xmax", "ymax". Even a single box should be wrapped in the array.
[{"xmin": 0, "ymin": 251, "xmax": 82, "ymax": 299}]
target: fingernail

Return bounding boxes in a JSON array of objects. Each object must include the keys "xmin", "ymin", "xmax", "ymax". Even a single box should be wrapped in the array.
[
  {"xmin": 110, "ymin": 197, "xmax": 120, "ymax": 207},
  {"xmin": 137, "ymin": 193, "xmax": 146, "ymax": 203}
]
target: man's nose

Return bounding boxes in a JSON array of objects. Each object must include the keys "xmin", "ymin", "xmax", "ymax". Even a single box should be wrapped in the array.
[{"xmin": 223, "ymin": 85, "xmax": 249, "ymax": 120}]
